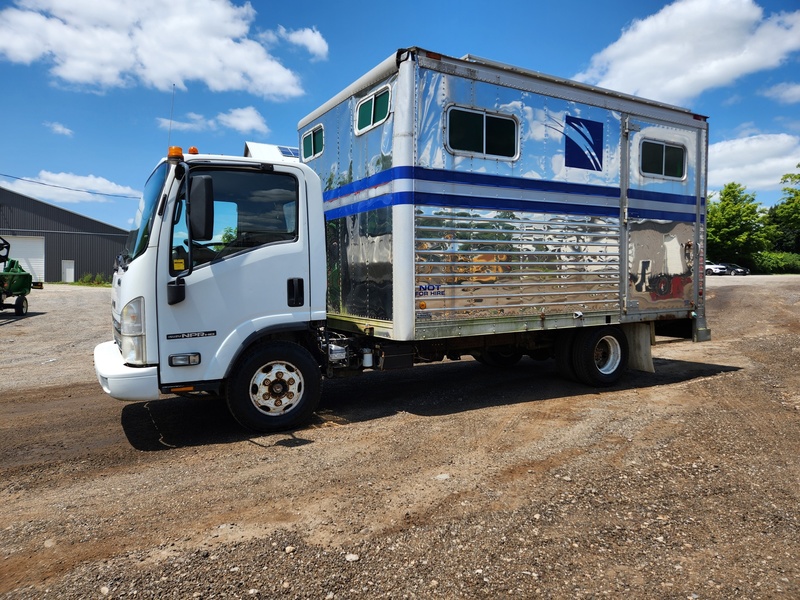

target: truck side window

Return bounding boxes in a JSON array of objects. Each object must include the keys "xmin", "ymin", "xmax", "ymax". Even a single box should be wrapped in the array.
[
  {"xmin": 641, "ymin": 140, "xmax": 686, "ymax": 179},
  {"xmin": 355, "ymin": 86, "xmax": 391, "ymax": 135},
  {"xmin": 170, "ymin": 197, "xmax": 189, "ymax": 273},
  {"xmin": 447, "ymin": 107, "xmax": 517, "ymax": 159},
  {"xmin": 302, "ymin": 125, "xmax": 324, "ymax": 161},
  {"xmin": 169, "ymin": 169, "xmax": 299, "ymax": 275}
]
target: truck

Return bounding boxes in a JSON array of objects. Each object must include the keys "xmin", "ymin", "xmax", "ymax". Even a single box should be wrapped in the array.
[{"xmin": 94, "ymin": 47, "xmax": 710, "ymax": 433}]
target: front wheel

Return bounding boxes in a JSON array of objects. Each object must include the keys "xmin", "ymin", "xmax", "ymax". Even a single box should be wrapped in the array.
[
  {"xmin": 571, "ymin": 326, "xmax": 628, "ymax": 387},
  {"xmin": 14, "ymin": 295, "xmax": 28, "ymax": 316},
  {"xmin": 226, "ymin": 341, "xmax": 321, "ymax": 433}
]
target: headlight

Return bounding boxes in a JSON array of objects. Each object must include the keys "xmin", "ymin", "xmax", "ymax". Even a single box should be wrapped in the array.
[
  {"xmin": 120, "ymin": 297, "xmax": 146, "ymax": 364},
  {"xmin": 121, "ymin": 296, "xmax": 144, "ymax": 335}
]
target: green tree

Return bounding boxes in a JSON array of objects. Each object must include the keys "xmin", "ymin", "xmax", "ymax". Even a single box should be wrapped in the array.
[
  {"xmin": 220, "ymin": 226, "xmax": 237, "ymax": 244},
  {"xmin": 766, "ymin": 163, "xmax": 800, "ymax": 253},
  {"xmin": 706, "ymin": 182, "xmax": 772, "ymax": 264},
  {"xmin": 212, "ymin": 226, "xmax": 237, "ymax": 252},
  {"xmin": 780, "ymin": 162, "xmax": 800, "ymax": 196}
]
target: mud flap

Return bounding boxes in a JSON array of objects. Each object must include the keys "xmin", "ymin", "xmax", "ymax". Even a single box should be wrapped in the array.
[
  {"xmin": 623, "ymin": 322, "xmax": 654, "ymax": 373},
  {"xmin": 693, "ymin": 316, "xmax": 711, "ymax": 342}
]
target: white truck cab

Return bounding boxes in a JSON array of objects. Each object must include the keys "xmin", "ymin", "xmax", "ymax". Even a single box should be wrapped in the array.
[{"xmin": 95, "ymin": 145, "xmax": 327, "ymax": 424}]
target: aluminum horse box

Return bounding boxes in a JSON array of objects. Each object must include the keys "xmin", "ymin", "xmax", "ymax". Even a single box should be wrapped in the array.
[{"xmin": 298, "ymin": 47, "xmax": 710, "ymax": 345}]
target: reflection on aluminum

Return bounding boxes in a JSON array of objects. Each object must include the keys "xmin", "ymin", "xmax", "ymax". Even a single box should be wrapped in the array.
[
  {"xmin": 414, "ymin": 208, "xmax": 620, "ymax": 322},
  {"xmin": 327, "ymin": 207, "xmax": 394, "ymax": 321},
  {"xmin": 626, "ymin": 219, "xmax": 695, "ymax": 309}
]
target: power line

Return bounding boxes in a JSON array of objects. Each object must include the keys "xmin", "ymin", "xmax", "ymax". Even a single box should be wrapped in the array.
[{"xmin": 0, "ymin": 173, "xmax": 140, "ymax": 199}]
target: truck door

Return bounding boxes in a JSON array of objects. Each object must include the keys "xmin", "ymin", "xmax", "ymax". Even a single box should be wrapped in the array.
[
  {"xmin": 622, "ymin": 116, "xmax": 702, "ymax": 316},
  {"xmin": 155, "ymin": 165, "xmax": 312, "ymax": 387}
]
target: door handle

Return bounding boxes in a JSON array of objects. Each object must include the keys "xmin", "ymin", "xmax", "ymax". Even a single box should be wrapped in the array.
[{"xmin": 287, "ymin": 278, "xmax": 304, "ymax": 307}]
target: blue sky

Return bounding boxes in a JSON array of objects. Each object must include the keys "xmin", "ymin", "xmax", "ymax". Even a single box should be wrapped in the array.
[{"xmin": 1, "ymin": 0, "xmax": 799, "ymax": 231}]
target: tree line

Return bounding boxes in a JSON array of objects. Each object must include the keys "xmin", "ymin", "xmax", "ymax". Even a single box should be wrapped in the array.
[{"xmin": 707, "ymin": 162, "xmax": 800, "ymax": 274}]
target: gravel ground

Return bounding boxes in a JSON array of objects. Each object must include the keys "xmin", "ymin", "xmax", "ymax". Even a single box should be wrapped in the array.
[{"xmin": 0, "ymin": 276, "xmax": 798, "ymax": 598}]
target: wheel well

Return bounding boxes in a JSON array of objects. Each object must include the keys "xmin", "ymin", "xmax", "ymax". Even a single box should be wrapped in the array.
[{"xmin": 223, "ymin": 326, "xmax": 318, "ymax": 381}]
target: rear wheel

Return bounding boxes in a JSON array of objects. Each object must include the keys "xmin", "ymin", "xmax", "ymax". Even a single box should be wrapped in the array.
[
  {"xmin": 554, "ymin": 331, "xmax": 576, "ymax": 381},
  {"xmin": 226, "ymin": 341, "xmax": 321, "ymax": 433},
  {"xmin": 571, "ymin": 326, "xmax": 628, "ymax": 387}
]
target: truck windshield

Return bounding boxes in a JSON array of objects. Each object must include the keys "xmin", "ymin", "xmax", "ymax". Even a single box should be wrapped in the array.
[{"xmin": 123, "ymin": 161, "xmax": 169, "ymax": 264}]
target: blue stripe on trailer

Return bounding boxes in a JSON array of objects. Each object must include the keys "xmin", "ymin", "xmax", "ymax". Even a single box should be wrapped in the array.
[
  {"xmin": 324, "ymin": 192, "xmax": 697, "ymax": 223},
  {"xmin": 322, "ymin": 166, "xmax": 700, "ymax": 223}
]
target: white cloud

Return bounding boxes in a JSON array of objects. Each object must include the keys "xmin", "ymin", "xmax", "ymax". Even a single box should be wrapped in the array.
[
  {"xmin": 156, "ymin": 107, "xmax": 268, "ymax": 134},
  {"xmin": 44, "ymin": 121, "xmax": 73, "ymax": 136},
  {"xmin": 0, "ymin": 0, "xmax": 329, "ymax": 100},
  {"xmin": 574, "ymin": 0, "xmax": 800, "ymax": 106},
  {"xmin": 216, "ymin": 106, "xmax": 269, "ymax": 135},
  {"xmin": 734, "ymin": 122, "xmax": 762, "ymax": 137},
  {"xmin": 774, "ymin": 116, "xmax": 800, "ymax": 134},
  {"xmin": 276, "ymin": 26, "xmax": 329, "ymax": 61},
  {"xmin": 157, "ymin": 112, "xmax": 216, "ymax": 132},
  {"xmin": 761, "ymin": 82, "xmax": 800, "ymax": 104},
  {"xmin": 0, "ymin": 171, "xmax": 139, "ymax": 204},
  {"xmin": 708, "ymin": 133, "xmax": 800, "ymax": 191}
]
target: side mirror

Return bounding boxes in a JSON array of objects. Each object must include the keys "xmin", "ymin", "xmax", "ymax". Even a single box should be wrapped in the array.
[
  {"xmin": 167, "ymin": 172, "xmax": 214, "ymax": 303},
  {"xmin": 189, "ymin": 175, "xmax": 214, "ymax": 241}
]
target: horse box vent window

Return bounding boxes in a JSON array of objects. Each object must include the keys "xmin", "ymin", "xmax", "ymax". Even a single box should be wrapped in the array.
[
  {"xmin": 641, "ymin": 140, "xmax": 686, "ymax": 179},
  {"xmin": 302, "ymin": 126, "xmax": 324, "ymax": 161},
  {"xmin": 355, "ymin": 87, "xmax": 391, "ymax": 135},
  {"xmin": 447, "ymin": 107, "xmax": 517, "ymax": 158}
]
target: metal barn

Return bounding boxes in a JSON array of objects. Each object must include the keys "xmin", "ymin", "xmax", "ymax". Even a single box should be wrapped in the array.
[{"xmin": 0, "ymin": 187, "xmax": 127, "ymax": 283}]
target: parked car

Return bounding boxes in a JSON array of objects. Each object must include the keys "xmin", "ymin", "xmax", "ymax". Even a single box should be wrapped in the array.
[
  {"xmin": 705, "ymin": 261, "xmax": 728, "ymax": 275},
  {"xmin": 721, "ymin": 263, "xmax": 750, "ymax": 276}
]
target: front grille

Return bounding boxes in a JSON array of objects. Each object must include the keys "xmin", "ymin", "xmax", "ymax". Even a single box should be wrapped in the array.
[{"xmin": 112, "ymin": 316, "xmax": 121, "ymax": 348}]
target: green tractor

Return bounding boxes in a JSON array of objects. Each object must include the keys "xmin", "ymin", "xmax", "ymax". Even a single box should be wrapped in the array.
[{"xmin": 0, "ymin": 235, "xmax": 36, "ymax": 316}]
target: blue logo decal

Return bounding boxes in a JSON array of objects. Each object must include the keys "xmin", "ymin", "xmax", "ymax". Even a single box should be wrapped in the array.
[{"xmin": 565, "ymin": 116, "xmax": 603, "ymax": 171}]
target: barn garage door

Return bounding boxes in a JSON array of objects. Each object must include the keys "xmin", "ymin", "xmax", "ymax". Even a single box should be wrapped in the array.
[{"xmin": 3, "ymin": 236, "xmax": 45, "ymax": 282}]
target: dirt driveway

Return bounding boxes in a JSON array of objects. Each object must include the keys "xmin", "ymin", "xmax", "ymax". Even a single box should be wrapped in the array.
[{"xmin": 1, "ymin": 277, "xmax": 798, "ymax": 598}]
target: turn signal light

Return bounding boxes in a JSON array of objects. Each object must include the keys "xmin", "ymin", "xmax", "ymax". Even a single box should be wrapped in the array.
[{"xmin": 169, "ymin": 353, "xmax": 201, "ymax": 367}]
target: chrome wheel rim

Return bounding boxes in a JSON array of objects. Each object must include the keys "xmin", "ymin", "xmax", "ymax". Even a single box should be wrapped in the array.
[
  {"xmin": 248, "ymin": 360, "xmax": 304, "ymax": 417},
  {"xmin": 595, "ymin": 335, "xmax": 622, "ymax": 375}
]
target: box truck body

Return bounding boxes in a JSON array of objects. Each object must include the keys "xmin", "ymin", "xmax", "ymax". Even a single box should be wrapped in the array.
[{"xmin": 298, "ymin": 47, "xmax": 709, "ymax": 345}]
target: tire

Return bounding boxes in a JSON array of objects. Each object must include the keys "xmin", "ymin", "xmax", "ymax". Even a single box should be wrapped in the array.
[
  {"xmin": 471, "ymin": 353, "xmax": 489, "ymax": 366},
  {"xmin": 705, "ymin": 269, "xmax": 713, "ymax": 275},
  {"xmin": 571, "ymin": 326, "xmax": 628, "ymax": 387},
  {"xmin": 14, "ymin": 295, "xmax": 28, "ymax": 317},
  {"xmin": 226, "ymin": 341, "xmax": 321, "ymax": 433},
  {"xmin": 554, "ymin": 331, "xmax": 576, "ymax": 381}
]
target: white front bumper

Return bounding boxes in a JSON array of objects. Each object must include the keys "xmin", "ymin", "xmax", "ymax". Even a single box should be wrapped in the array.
[{"xmin": 94, "ymin": 340, "xmax": 160, "ymax": 401}]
